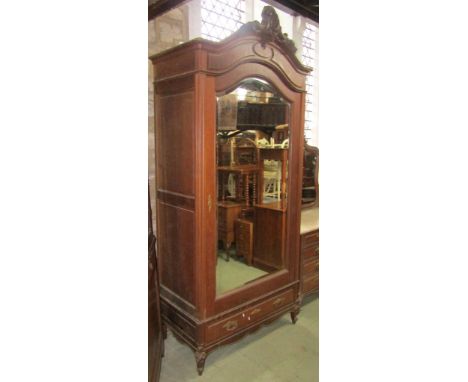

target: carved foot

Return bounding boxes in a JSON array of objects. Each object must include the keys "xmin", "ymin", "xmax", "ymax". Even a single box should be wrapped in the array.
[
  {"xmin": 290, "ymin": 308, "xmax": 300, "ymax": 324},
  {"xmin": 195, "ymin": 349, "xmax": 207, "ymax": 376}
]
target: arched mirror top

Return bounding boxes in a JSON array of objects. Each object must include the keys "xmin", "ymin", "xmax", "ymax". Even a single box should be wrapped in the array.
[
  {"xmin": 217, "ymin": 76, "xmax": 289, "ymax": 103},
  {"xmin": 216, "ymin": 77, "xmax": 290, "ymax": 147}
]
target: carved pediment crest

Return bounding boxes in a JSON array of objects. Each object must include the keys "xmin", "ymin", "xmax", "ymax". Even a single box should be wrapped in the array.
[{"xmin": 239, "ymin": 6, "xmax": 297, "ymax": 55}]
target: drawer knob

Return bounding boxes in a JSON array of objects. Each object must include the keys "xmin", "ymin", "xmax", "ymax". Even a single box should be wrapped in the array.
[
  {"xmin": 273, "ymin": 297, "xmax": 286, "ymax": 306},
  {"xmin": 222, "ymin": 320, "xmax": 238, "ymax": 331}
]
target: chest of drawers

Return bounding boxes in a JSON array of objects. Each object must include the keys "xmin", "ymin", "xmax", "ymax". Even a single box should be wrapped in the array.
[{"xmin": 301, "ymin": 229, "xmax": 319, "ymax": 295}]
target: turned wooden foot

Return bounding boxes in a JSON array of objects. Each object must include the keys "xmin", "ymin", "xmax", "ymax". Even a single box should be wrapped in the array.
[
  {"xmin": 195, "ymin": 349, "xmax": 207, "ymax": 376},
  {"xmin": 290, "ymin": 308, "xmax": 300, "ymax": 324}
]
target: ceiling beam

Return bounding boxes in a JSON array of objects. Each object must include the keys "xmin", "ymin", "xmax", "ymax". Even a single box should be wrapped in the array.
[
  {"xmin": 148, "ymin": 0, "xmax": 318, "ymax": 23},
  {"xmin": 262, "ymin": 0, "xmax": 319, "ymax": 22},
  {"xmin": 148, "ymin": 0, "xmax": 190, "ymax": 21}
]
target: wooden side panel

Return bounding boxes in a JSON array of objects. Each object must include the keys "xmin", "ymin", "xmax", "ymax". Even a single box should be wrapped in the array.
[
  {"xmin": 158, "ymin": 92, "xmax": 194, "ymax": 196},
  {"xmin": 158, "ymin": 201, "xmax": 196, "ymax": 306},
  {"xmin": 156, "ymin": 74, "xmax": 195, "ymax": 96},
  {"xmin": 155, "ymin": 50, "xmax": 196, "ymax": 80},
  {"xmin": 160, "ymin": 300, "xmax": 197, "ymax": 345}
]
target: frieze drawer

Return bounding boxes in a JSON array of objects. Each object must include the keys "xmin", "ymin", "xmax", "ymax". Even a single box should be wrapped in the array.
[{"xmin": 206, "ymin": 289, "xmax": 294, "ymax": 343}]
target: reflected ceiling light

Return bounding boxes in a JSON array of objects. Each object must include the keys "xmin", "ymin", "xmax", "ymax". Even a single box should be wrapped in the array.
[{"xmin": 235, "ymin": 88, "xmax": 248, "ymax": 101}]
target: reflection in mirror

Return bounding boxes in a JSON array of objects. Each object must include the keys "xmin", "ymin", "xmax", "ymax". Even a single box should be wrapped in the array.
[{"xmin": 215, "ymin": 78, "xmax": 290, "ymax": 295}]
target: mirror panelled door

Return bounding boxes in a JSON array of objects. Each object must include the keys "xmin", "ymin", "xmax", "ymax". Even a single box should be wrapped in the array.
[
  {"xmin": 215, "ymin": 78, "xmax": 291, "ymax": 296},
  {"xmin": 209, "ymin": 59, "xmax": 309, "ymax": 315}
]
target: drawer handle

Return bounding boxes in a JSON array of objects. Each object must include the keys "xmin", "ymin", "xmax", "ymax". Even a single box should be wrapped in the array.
[
  {"xmin": 222, "ymin": 320, "xmax": 238, "ymax": 331},
  {"xmin": 250, "ymin": 308, "xmax": 262, "ymax": 315},
  {"xmin": 273, "ymin": 297, "xmax": 286, "ymax": 306}
]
